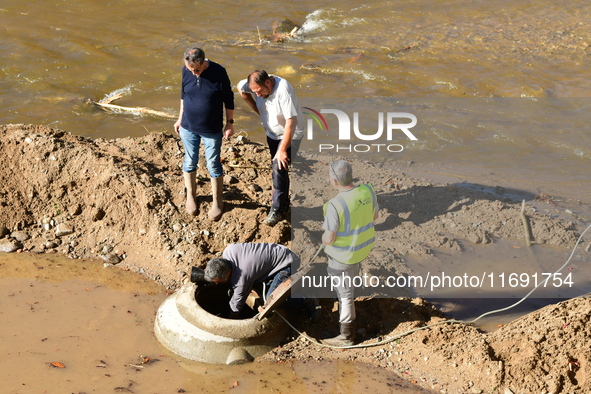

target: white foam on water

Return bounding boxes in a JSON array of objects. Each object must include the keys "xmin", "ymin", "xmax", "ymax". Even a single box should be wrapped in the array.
[
  {"xmin": 299, "ymin": 9, "xmax": 335, "ymax": 34},
  {"xmin": 102, "ymin": 84, "xmax": 134, "ymax": 102},
  {"xmin": 299, "ymin": 8, "xmax": 367, "ymax": 36}
]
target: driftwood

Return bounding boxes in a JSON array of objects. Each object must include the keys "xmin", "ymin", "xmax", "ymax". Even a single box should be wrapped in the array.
[
  {"xmin": 91, "ymin": 93, "xmax": 177, "ymax": 120},
  {"xmin": 521, "ymin": 200, "xmax": 532, "ymax": 247}
]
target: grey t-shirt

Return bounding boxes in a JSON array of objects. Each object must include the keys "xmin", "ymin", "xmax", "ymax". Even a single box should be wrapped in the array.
[
  {"xmin": 223, "ymin": 243, "xmax": 297, "ymax": 312},
  {"xmin": 323, "ymin": 201, "xmax": 350, "ymax": 270}
]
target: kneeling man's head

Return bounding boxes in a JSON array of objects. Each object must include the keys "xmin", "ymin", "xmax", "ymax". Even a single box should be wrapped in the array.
[{"xmin": 204, "ymin": 258, "xmax": 232, "ymax": 284}]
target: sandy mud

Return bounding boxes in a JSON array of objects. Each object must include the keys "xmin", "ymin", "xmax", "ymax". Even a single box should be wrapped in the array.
[{"xmin": 1, "ymin": 124, "xmax": 590, "ymax": 393}]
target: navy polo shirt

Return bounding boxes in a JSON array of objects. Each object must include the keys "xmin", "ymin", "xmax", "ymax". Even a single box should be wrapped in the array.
[{"xmin": 180, "ymin": 61, "xmax": 234, "ymax": 135}]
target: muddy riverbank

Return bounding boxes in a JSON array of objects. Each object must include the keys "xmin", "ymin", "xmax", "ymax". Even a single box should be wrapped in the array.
[{"xmin": 2, "ymin": 124, "xmax": 591, "ymax": 392}]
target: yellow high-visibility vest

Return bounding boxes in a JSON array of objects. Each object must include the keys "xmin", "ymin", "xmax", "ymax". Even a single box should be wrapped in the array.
[{"xmin": 323, "ymin": 183, "xmax": 376, "ymax": 264}]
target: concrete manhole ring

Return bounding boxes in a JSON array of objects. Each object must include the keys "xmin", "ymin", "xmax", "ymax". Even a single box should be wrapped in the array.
[{"xmin": 154, "ymin": 282, "xmax": 288, "ymax": 364}]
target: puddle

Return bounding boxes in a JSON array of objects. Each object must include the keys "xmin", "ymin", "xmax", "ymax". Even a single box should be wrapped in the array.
[
  {"xmin": 1, "ymin": 253, "xmax": 429, "ymax": 393},
  {"xmin": 1, "ymin": 253, "xmax": 182, "ymax": 393},
  {"xmin": 176, "ymin": 358, "xmax": 433, "ymax": 393}
]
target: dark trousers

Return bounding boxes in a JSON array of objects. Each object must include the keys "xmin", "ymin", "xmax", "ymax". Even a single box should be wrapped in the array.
[{"xmin": 267, "ymin": 136, "xmax": 301, "ymax": 212}]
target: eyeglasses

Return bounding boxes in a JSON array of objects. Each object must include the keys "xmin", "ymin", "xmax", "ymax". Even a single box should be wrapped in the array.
[{"xmin": 187, "ymin": 61, "xmax": 205, "ymax": 75}]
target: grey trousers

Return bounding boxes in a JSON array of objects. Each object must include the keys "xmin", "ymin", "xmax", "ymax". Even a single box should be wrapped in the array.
[{"xmin": 327, "ymin": 258, "xmax": 359, "ymax": 324}]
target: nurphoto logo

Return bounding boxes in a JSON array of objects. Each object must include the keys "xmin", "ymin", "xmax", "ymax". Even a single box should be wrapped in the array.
[{"xmin": 303, "ymin": 107, "xmax": 418, "ymax": 153}]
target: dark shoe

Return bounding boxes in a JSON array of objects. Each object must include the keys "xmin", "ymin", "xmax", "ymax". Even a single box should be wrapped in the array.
[
  {"xmin": 322, "ymin": 322, "xmax": 356, "ymax": 347},
  {"xmin": 305, "ymin": 298, "xmax": 322, "ymax": 324},
  {"xmin": 263, "ymin": 208, "xmax": 283, "ymax": 226}
]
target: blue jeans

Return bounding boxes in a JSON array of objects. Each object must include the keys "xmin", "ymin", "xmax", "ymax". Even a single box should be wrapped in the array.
[
  {"xmin": 265, "ymin": 266, "xmax": 292, "ymax": 300},
  {"xmin": 264, "ymin": 259, "xmax": 305, "ymax": 309},
  {"xmin": 179, "ymin": 126, "xmax": 223, "ymax": 178}
]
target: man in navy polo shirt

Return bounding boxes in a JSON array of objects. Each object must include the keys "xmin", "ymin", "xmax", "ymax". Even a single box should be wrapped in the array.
[{"xmin": 174, "ymin": 47, "xmax": 234, "ymax": 221}]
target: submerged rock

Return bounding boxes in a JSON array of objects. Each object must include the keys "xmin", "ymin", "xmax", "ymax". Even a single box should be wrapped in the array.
[
  {"xmin": 271, "ymin": 19, "xmax": 300, "ymax": 42},
  {"xmin": 101, "ymin": 252, "xmax": 121, "ymax": 265}
]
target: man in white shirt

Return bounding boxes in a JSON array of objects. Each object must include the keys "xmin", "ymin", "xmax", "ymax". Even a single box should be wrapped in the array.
[{"xmin": 238, "ymin": 70, "xmax": 305, "ymax": 225}]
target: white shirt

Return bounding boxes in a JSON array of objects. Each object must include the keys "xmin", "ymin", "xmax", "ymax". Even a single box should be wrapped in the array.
[{"xmin": 238, "ymin": 76, "xmax": 305, "ymax": 140}]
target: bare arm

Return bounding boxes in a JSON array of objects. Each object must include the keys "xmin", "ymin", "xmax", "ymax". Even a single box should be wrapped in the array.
[
  {"xmin": 274, "ymin": 117, "xmax": 296, "ymax": 170},
  {"xmin": 173, "ymin": 99, "xmax": 184, "ymax": 134},
  {"xmin": 240, "ymin": 91, "xmax": 260, "ymax": 115},
  {"xmin": 223, "ymin": 108, "xmax": 234, "ymax": 140},
  {"xmin": 322, "ymin": 229, "xmax": 336, "ymax": 245}
]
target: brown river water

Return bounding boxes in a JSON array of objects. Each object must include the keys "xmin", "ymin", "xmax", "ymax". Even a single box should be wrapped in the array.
[
  {"xmin": 2, "ymin": 0, "xmax": 591, "ymax": 391},
  {"xmin": 2, "ymin": 0, "xmax": 590, "ymax": 200}
]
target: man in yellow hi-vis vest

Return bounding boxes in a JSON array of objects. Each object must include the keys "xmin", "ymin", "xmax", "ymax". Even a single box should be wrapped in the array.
[{"xmin": 321, "ymin": 160, "xmax": 378, "ymax": 346}]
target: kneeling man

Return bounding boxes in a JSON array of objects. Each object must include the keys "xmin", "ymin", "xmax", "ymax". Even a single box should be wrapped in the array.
[{"xmin": 204, "ymin": 243, "xmax": 300, "ymax": 318}]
